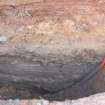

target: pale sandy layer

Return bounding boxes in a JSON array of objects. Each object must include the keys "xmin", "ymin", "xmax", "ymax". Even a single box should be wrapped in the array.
[{"xmin": 0, "ymin": 92, "xmax": 104, "ymax": 105}]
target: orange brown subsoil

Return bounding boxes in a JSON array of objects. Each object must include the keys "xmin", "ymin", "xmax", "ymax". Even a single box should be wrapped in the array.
[{"xmin": 0, "ymin": 0, "xmax": 104, "ymax": 64}]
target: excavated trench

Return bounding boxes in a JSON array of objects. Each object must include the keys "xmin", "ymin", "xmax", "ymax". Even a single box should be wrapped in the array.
[{"xmin": 0, "ymin": 0, "xmax": 105, "ymax": 102}]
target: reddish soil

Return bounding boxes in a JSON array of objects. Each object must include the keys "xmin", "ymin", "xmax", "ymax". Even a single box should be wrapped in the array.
[
  {"xmin": 0, "ymin": 0, "xmax": 104, "ymax": 102},
  {"xmin": 0, "ymin": 0, "xmax": 104, "ymax": 26}
]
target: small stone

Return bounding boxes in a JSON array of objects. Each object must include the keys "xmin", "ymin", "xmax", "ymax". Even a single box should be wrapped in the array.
[
  {"xmin": 27, "ymin": 26, "xmax": 32, "ymax": 29},
  {"xmin": 0, "ymin": 36, "xmax": 8, "ymax": 43}
]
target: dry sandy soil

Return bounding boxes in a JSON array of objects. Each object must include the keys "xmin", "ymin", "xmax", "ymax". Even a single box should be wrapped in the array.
[{"xmin": 0, "ymin": 0, "xmax": 104, "ymax": 64}]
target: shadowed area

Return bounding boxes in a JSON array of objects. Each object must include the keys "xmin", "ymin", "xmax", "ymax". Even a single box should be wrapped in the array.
[{"xmin": 0, "ymin": 61, "xmax": 104, "ymax": 101}]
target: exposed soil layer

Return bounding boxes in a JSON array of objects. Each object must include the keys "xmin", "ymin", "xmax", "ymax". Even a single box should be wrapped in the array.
[
  {"xmin": 0, "ymin": 0, "xmax": 104, "ymax": 64},
  {"xmin": 0, "ymin": 0, "xmax": 104, "ymax": 101},
  {"xmin": 0, "ymin": 67, "xmax": 104, "ymax": 101}
]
